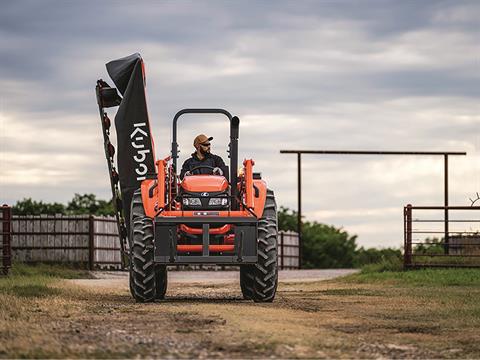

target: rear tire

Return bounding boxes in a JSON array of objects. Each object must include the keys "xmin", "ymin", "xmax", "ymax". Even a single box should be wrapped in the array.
[
  {"xmin": 241, "ymin": 189, "xmax": 278, "ymax": 302},
  {"xmin": 129, "ymin": 189, "xmax": 167, "ymax": 302}
]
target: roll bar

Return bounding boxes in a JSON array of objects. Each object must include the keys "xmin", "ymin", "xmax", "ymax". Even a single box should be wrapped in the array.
[{"xmin": 171, "ymin": 109, "xmax": 240, "ymax": 209}]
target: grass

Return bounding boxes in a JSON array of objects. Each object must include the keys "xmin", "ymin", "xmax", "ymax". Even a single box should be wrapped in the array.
[
  {"xmin": 0, "ymin": 264, "xmax": 94, "ymax": 358},
  {"xmin": 353, "ymin": 258, "xmax": 480, "ymax": 286},
  {"xmin": 0, "ymin": 263, "xmax": 92, "ymax": 298},
  {"xmin": 338, "ymin": 265, "xmax": 480, "ymax": 357},
  {"xmin": 360, "ymin": 255, "xmax": 404, "ymax": 273},
  {"xmin": 9, "ymin": 262, "xmax": 93, "ymax": 278}
]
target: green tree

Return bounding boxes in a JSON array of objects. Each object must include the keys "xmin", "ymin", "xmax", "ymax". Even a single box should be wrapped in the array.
[
  {"xmin": 413, "ymin": 237, "xmax": 444, "ymax": 255},
  {"xmin": 12, "ymin": 194, "xmax": 115, "ymax": 216},
  {"xmin": 278, "ymin": 206, "xmax": 299, "ymax": 232},
  {"xmin": 12, "ymin": 198, "xmax": 66, "ymax": 215},
  {"xmin": 66, "ymin": 193, "xmax": 114, "ymax": 216},
  {"xmin": 278, "ymin": 206, "xmax": 402, "ymax": 269},
  {"xmin": 302, "ymin": 221, "xmax": 358, "ymax": 268},
  {"xmin": 278, "ymin": 207, "xmax": 358, "ymax": 268}
]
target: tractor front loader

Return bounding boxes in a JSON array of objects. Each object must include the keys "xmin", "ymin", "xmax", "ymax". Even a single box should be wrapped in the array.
[{"xmin": 96, "ymin": 54, "xmax": 278, "ymax": 302}]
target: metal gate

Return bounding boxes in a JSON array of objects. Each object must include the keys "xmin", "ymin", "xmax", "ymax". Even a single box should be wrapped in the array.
[{"xmin": 404, "ymin": 205, "xmax": 480, "ymax": 268}]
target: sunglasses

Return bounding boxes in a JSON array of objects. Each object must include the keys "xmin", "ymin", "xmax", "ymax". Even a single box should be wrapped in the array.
[{"xmin": 201, "ymin": 142, "xmax": 211, "ymax": 147}]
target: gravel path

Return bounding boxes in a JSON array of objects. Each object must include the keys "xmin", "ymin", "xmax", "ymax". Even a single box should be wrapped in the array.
[{"xmin": 71, "ymin": 269, "xmax": 359, "ymax": 288}]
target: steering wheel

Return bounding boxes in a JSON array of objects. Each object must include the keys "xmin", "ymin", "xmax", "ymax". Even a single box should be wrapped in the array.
[{"xmin": 185, "ymin": 165, "xmax": 223, "ymax": 176}]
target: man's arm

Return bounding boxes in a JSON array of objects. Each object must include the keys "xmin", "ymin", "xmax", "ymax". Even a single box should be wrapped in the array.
[
  {"xmin": 179, "ymin": 158, "xmax": 191, "ymax": 179},
  {"xmin": 213, "ymin": 155, "xmax": 229, "ymax": 181}
]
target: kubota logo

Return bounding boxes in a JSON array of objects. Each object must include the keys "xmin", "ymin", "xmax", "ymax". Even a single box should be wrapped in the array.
[{"xmin": 130, "ymin": 122, "xmax": 151, "ymax": 181}]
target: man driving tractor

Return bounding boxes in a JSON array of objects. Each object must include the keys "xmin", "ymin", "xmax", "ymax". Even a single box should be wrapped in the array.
[
  {"xmin": 98, "ymin": 53, "xmax": 279, "ymax": 303},
  {"xmin": 180, "ymin": 134, "xmax": 229, "ymax": 180}
]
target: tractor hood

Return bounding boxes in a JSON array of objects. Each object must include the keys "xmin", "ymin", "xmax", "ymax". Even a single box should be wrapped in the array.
[{"xmin": 181, "ymin": 175, "xmax": 229, "ymax": 193}]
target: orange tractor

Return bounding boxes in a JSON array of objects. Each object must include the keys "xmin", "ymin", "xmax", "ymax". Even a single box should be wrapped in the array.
[
  {"xmin": 129, "ymin": 109, "xmax": 278, "ymax": 302},
  {"xmin": 96, "ymin": 54, "xmax": 277, "ymax": 303}
]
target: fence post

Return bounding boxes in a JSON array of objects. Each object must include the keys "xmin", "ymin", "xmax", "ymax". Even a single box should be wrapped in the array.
[
  {"xmin": 444, "ymin": 154, "xmax": 449, "ymax": 255},
  {"xmin": 296, "ymin": 232, "xmax": 300, "ymax": 269},
  {"xmin": 280, "ymin": 231, "xmax": 284, "ymax": 270},
  {"xmin": 2, "ymin": 205, "xmax": 12, "ymax": 275},
  {"xmin": 404, "ymin": 204, "xmax": 412, "ymax": 269},
  {"xmin": 88, "ymin": 215, "xmax": 95, "ymax": 270}
]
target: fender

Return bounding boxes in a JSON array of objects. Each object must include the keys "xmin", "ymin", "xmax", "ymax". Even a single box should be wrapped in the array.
[
  {"xmin": 140, "ymin": 179, "xmax": 157, "ymax": 218},
  {"xmin": 252, "ymin": 179, "xmax": 268, "ymax": 218}
]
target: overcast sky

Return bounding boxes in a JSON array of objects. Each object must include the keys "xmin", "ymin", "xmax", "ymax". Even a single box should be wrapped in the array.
[{"xmin": 1, "ymin": 0, "xmax": 479, "ymax": 248}]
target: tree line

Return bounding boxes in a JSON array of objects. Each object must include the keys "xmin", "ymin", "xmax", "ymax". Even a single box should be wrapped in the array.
[
  {"xmin": 278, "ymin": 207, "xmax": 401, "ymax": 269},
  {"xmin": 12, "ymin": 194, "xmax": 114, "ymax": 216},
  {"xmin": 12, "ymin": 194, "xmax": 402, "ymax": 268}
]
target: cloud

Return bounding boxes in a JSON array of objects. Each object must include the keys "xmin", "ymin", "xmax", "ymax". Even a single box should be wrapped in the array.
[{"xmin": 1, "ymin": 0, "xmax": 479, "ymax": 248}]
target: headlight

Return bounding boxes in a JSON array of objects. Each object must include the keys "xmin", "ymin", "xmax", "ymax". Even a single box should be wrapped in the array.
[
  {"xmin": 208, "ymin": 198, "xmax": 229, "ymax": 206},
  {"xmin": 183, "ymin": 198, "xmax": 201, "ymax": 206}
]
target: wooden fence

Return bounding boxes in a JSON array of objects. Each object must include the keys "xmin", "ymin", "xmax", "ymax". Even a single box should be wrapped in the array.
[
  {"xmin": 278, "ymin": 231, "xmax": 300, "ymax": 269},
  {"xmin": 11, "ymin": 215, "xmax": 121, "ymax": 270},
  {"xmin": 1, "ymin": 205, "xmax": 13, "ymax": 275},
  {"xmin": 7, "ymin": 214, "xmax": 300, "ymax": 270}
]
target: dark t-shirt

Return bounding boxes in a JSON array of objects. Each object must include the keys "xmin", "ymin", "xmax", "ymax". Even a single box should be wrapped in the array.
[{"xmin": 180, "ymin": 153, "xmax": 229, "ymax": 180}]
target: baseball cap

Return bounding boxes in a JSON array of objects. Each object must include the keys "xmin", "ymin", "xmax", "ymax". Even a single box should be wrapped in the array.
[{"xmin": 194, "ymin": 134, "xmax": 213, "ymax": 147}]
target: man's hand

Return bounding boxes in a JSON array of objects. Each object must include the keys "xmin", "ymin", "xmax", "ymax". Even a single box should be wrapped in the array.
[{"xmin": 213, "ymin": 167, "xmax": 223, "ymax": 176}]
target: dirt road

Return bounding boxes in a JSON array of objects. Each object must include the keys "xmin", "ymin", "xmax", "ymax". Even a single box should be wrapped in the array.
[
  {"xmin": 71, "ymin": 269, "xmax": 358, "ymax": 288},
  {"xmin": 3, "ymin": 269, "xmax": 479, "ymax": 358}
]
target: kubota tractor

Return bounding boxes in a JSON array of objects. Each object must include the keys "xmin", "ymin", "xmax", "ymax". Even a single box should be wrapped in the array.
[
  {"xmin": 95, "ymin": 54, "xmax": 277, "ymax": 303},
  {"xmin": 129, "ymin": 109, "xmax": 278, "ymax": 302}
]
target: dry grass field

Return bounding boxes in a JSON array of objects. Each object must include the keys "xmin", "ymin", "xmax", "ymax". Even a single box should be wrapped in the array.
[{"xmin": 1, "ymin": 265, "xmax": 480, "ymax": 358}]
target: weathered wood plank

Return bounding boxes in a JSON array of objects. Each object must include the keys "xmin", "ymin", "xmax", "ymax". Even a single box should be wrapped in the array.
[{"xmin": 62, "ymin": 215, "xmax": 69, "ymax": 262}]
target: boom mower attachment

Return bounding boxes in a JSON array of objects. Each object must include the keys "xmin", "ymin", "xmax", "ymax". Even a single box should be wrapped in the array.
[{"xmin": 95, "ymin": 80, "xmax": 128, "ymax": 267}]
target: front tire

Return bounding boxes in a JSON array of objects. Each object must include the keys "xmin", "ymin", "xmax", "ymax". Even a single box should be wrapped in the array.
[
  {"xmin": 154, "ymin": 265, "xmax": 168, "ymax": 300},
  {"xmin": 129, "ymin": 189, "xmax": 166, "ymax": 302},
  {"xmin": 129, "ymin": 256, "xmax": 167, "ymax": 301},
  {"xmin": 240, "ymin": 265, "xmax": 254, "ymax": 299},
  {"xmin": 241, "ymin": 189, "xmax": 278, "ymax": 302}
]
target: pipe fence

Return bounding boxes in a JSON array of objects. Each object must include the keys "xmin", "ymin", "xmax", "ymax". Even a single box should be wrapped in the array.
[{"xmin": 404, "ymin": 205, "xmax": 480, "ymax": 268}]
